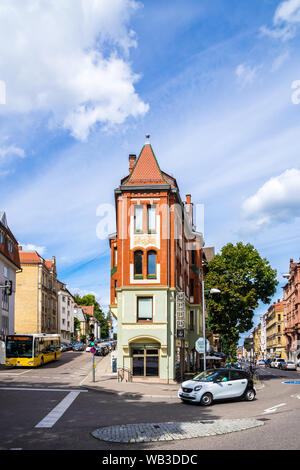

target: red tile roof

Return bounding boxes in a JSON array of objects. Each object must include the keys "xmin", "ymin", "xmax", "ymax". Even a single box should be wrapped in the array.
[
  {"xmin": 124, "ymin": 144, "xmax": 168, "ymax": 186},
  {"xmin": 75, "ymin": 304, "xmax": 94, "ymax": 317}
]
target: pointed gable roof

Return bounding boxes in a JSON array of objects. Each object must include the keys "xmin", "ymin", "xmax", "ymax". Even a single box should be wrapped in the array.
[{"xmin": 123, "ymin": 143, "xmax": 169, "ymax": 186}]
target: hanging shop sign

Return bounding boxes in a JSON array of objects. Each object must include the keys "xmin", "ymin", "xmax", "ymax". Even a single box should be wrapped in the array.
[{"xmin": 176, "ymin": 291, "xmax": 185, "ymax": 338}]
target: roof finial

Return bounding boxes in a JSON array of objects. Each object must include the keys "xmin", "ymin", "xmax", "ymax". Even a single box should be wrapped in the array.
[{"xmin": 145, "ymin": 134, "xmax": 150, "ymax": 145}]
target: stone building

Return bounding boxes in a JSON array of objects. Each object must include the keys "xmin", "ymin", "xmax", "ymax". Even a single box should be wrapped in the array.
[
  {"xmin": 283, "ymin": 259, "xmax": 300, "ymax": 362},
  {"xmin": 15, "ymin": 249, "xmax": 58, "ymax": 334}
]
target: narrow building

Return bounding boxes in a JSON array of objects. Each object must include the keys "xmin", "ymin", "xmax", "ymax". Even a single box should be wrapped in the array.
[
  {"xmin": 283, "ymin": 259, "xmax": 300, "ymax": 362},
  {"xmin": 0, "ymin": 211, "xmax": 21, "ymax": 338},
  {"xmin": 109, "ymin": 137, "xmax": 205, "ymax": 383}
]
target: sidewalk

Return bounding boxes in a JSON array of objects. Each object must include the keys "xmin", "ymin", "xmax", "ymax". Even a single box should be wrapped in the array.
[
  {"xmin": 80, "ymin": 353, "xmax": 266, "ymax": 399},
  {"xmin": 80, "ymin": 353, "xmax": 179, "ymax": 399}
]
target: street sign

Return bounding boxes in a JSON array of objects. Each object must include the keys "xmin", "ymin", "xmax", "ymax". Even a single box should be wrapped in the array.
[
  {"xmin": 195, "ymin": 338, "xmax": 210, "ymax": 354},
  {"xmin": 176, "ymin": 291, "xmax": 185, "ymax": 338},
  {"xmin": 90, "ymin": 347, "xmax": 96, "ymax": 354}
]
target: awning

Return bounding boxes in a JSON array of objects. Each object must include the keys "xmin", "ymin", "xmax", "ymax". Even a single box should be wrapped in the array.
[{"xmin": 205, "ymin": 356, "xmax": 223, "ymax": 360}]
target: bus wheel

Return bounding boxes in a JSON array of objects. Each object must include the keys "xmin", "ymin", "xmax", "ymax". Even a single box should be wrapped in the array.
[{"xmin": 54, "ymin": 353, "xmax": 57, "ymax": 361}]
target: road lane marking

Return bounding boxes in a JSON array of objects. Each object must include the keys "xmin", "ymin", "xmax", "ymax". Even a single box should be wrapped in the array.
[
  {"xmin": 263, "ymin": 403, "xmax": 286, "ymax": 414},
  {"xmin": 0, "ymin": 387, "xmax": 88, "ymax": 392},
  {"xmin": 35, "ymin": 391, "xmax": 81, "ymax": 428}
]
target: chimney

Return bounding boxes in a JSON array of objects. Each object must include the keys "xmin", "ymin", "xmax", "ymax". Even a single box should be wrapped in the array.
[
  {"xmin": 18, "ymin": 246, "xmax": 22, "ymax": 251},
  {"xmin": 184, "ymin": 194, "xmax": 193, "ymax": 226},
  {"xmin": 129, "ymin": 154, "xmax": 136, "ymax": 173},
  {"xmin": 186, "ymin": 194, "xmax": 191, "ymax": 204}
]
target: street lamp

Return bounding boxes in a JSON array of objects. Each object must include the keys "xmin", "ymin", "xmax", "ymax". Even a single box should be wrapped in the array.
[{"xmin": 202, "ymin": 281, "xmax": 221, "ymax": 371}]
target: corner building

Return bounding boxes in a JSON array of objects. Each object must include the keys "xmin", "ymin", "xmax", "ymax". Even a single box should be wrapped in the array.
[{"xmin": 109, "ymin": 138, "xmax": 205, "ymax": 383}]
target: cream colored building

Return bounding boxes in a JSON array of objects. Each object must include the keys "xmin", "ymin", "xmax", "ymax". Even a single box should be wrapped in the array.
[
  {"xmin": 15, "ymin": 249, "xmax": 58, "ymax": 334},
  {"xmin": 266, "ymin": 300, "xmax": 286, "ymax": 360}
]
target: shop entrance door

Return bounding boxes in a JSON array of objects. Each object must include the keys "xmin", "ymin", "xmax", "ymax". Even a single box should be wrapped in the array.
[{"xmin": 132, "ymin": 348, "xmax": 159, "ymax": 377}]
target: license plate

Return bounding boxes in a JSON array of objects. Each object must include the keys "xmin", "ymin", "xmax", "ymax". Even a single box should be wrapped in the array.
[{"xmin": 181, "ymin": 393, "xmax": 190, "ymax": 397}]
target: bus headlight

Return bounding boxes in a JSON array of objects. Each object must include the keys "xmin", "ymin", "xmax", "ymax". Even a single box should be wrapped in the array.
[{"xmin": 28, "ymin": 361, "xmax": 34, "ymax": 364}]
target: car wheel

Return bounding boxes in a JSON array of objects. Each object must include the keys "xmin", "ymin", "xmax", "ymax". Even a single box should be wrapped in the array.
[
  {"xmin": 244, "ymin": 389, "xmax": 255, "ymax": 401},
  {"xmin": 200, "ymin": 393, "xmax": 213, "ymax": 406}
]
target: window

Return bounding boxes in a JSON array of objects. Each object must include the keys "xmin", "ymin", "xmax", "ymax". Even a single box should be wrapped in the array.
[
  {"xmin": 134, "ymin": 205, "xmax": 143, "ymax": 232},
  {"xmin": 190, "ymin": 279, "xmax": 194, "ymax": 297},
  {"xmin": 278, "ymin": 314, "xmax": 281, "ymax": 321},
  {"xmin": 132, "ymin": 347, "xmax": 159, "ymax": 377},
  {"xmin": 134, "ymin": 250, "xmax": 143, "ymax": 277},
  {"xmin": 147, "ymin": 250, "xmax": 156, "ymax": 277},
  {"xmin": 147, "ymin": 205, "xmax": 156, "ymax": 232},
  {"xmin": 0, "ymin": 231, "xmax": 4, "ymax": 244},
  {"xmin": 190, "ymin": 311, "xmax": 194, "ymax": 331},
  {"xmin": 3, "ymin": 266, "xmax": 8, "ymax": 278},
  {"xmin": 137, "ymin": 297, "xmax": 153, "ymax": 321},
  {"xmin": 191, "ymin": 249, "xmax": 196, "ymax": 265},
  {"xmin": 113, "ymin": 246, "xmax": 117, "ymax": 266},
  {"xmin": 7, "ymin": 240, "xmax": 13, "ymax": 253}
]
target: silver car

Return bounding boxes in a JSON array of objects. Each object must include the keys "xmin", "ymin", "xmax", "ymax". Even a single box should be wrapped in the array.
[
  {"xmin": 178, "ymin": 369, "xmax": 256, "ymax": 406},
  {"xmin": 281, "ymin": 361, "xmax": 297, "ymax": 371}
]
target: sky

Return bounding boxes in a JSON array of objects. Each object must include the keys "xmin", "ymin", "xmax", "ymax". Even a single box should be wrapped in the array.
[{"xmin": 1, "ymin": 0, "xmax": 300, "ymax": 344}]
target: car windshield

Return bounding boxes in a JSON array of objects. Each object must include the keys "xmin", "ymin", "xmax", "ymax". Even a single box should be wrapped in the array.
[{"xmin": 192, "ymin": 370, "xmax": 224, "ymax": 382}]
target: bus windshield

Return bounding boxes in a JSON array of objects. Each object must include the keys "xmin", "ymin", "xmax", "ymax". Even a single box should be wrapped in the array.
[{"xmin": 6, "ymin": 337, "xmax": 33, "ymax": 358}]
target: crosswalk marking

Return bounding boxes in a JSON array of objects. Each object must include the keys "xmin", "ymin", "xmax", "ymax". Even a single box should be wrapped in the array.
[{"xmin": 35, "ymin": 391, "xmax": 81, "ymax": 428}]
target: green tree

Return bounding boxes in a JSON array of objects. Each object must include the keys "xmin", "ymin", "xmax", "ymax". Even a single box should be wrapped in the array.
[{"xmin": 205, "ymin": 242, "xmax": 278, "ymax": 361}]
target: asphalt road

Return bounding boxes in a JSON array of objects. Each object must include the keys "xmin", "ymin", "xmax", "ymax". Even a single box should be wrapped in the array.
[{"xmin": 0, "ymin": 354, "xmax": 299, "ymax": 452}]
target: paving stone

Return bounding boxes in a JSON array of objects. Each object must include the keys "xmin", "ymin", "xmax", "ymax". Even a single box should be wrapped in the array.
[{"xmin": 91, "ymin": 418, "xmax": 264, "ymax": 443}]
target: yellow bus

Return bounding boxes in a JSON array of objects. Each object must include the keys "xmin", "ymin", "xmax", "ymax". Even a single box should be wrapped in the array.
[{"xmin": 5, "ymin": 334, "xmax": 61, "ymax": 367}]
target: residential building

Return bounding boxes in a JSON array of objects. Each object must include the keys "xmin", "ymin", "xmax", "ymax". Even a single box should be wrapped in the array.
[
  {"xmin": 73, "ymin": 305, "xmax": 88, "ymax": 341},
  {"xmin": 283, "ymin": 258, "xmax": 300, "ymax": 362},
  {"xmin": 260, "ymin": 312, "xmax": 267, "ymax": 359},
  {"xmin": 57, "ymin": 280, "xmax": 74, "ymax": 343},
  {"xmin": 74, "ymin": 304, "xmax": 101, "ymax": 342},
  {"xmin": 109, "ymin": 137, "xmax": 205, "ymax": 383},
  {"xmin": 15, "ymin": 248, "xmax": 58, "ymax": 334},
  {"xmin": 253, "ymin": 324, "xmax": 261, "ymax": 360},
  {"xmin": 0, "ymin": 212, "xmax": 21, "ymax": 338},
  {"xmin": 266, "ymin": 300, "xmax": 286, "ymax": 360}
]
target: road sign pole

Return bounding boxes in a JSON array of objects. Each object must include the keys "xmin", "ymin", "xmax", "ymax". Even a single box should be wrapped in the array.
[{"xmin": 92, "ymin": 352, "xmax": 95, "ymax": 382}]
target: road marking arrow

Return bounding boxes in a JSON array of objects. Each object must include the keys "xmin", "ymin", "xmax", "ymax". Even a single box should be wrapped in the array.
[{"xmin": 263, "ymin": 403, "xmax": 286, "ymax": 414}]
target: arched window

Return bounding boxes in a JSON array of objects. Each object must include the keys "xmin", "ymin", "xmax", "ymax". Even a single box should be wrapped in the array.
[
  {"xmin": 147, "ymin": 250, "xmax": 156, "ymax": 277},
  {"xmin": 134, "ymin": 250, "xmax": 143, "ymax": 276}
]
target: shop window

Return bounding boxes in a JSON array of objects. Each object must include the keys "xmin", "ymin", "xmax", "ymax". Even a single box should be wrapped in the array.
[{"xmin": 132, "ymin": 348, "xmax": 159, "ymax": 377}]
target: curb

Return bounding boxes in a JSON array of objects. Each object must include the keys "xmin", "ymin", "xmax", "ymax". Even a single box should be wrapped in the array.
[{"xmin": 80, "ymin": 380, "xmax": 179, "ymax": 399}]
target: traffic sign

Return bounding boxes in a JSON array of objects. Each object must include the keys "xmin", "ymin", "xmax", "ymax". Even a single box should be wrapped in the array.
[
  {"xmin": 90, "ymin": 347, "xmax": 96, "ymax": 354},
  {"xmin": 195, "ymin": 338, "xmax": 210, "ymax": 354}
]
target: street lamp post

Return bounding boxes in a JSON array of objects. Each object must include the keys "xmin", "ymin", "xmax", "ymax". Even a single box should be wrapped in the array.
[{"xmin": 202, "ymin": 279, "xmax": 220, "ymax": 371}]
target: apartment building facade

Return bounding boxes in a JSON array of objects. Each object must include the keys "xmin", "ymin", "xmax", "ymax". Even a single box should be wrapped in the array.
[
  {"xmin": 15, "ymin": 249, "xmax": 58, "ymax": 334},
  {"xmin": 283, "ymin": 259, "xmax": 300, "ymax": 362},
  {"xmin": 109, "ymin": 138, "xmax": 205, "ymax": 383},
  {"xmin": 266, "ymin": 300, "xmax": 286, "ymax": 360},
  {"xmin": 0, "ymin": 212, "xmax": 21, "ymax": 338},
  {"xmin": 57, "ymin": 280, "xmax": 74, "ymax": 343}
]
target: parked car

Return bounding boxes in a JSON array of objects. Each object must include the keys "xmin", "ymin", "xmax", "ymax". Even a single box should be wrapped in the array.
[
  {"xmin": 273, "ymin": 358, "xmax": 286, "ymax": 368},
  {"xmin": 72, "ymin": 342, "xmax": 84, "ymax": 351},
  {"xmin": 178, "ymin": 368, "xmax": 256, "ymax": 406},
  {"xmin": 281, "ymin": 361, "xmax": 297, "ymax": 371},
  {"xmin": 257, "ymin": 360, "xmax": 265, "ymax": 367}
]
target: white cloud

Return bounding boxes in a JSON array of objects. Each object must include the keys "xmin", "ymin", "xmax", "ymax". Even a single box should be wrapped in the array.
[
  {"xmin": 271, "ymin": 50, "xmax": 290, "ymax": 71},
  {"xmin": 0, "ymin": 144, "xmax": 25, "ymax": 160},
  {"xmin": 0, "ymin": 0, "xmax": 148, "ymax": 141},
  {"xmin": 235, "ymin": 64, "xmax": 259, "ymax": 86},
  {"xmin": 260, "ymin": 0, "xmax": 300, "ymax": 41},
  {"xmin": 241, "ymin": 169, "xmax": 300, "ymax": 232},
  {"xmin": 21, "ymin": 243, "xmax": 46, "ymax": 255}
]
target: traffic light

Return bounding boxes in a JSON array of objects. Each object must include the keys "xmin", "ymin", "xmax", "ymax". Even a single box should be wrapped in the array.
[{"xmin": 5, "ymin": 280, "xmax": 12, "ymax": 296}]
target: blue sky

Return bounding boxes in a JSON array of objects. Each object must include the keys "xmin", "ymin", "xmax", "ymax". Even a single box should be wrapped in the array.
[{"xmin": 1, "ymin": 0, "xmax": 300, "ymax": 344}]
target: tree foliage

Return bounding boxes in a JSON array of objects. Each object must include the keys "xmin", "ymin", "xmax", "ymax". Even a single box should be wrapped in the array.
[
  {"xmin": 205, "ymin": 242, "xmax": 278, "ymax": 360},
  {"xmin": 74, "ymin": 294, "xmax": 110, "ymax": 338}
]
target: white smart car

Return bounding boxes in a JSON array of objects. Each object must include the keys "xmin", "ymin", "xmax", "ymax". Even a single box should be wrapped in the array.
[{"xmin": 178, "ymin": 368, "xmax": 256, "ymax": 406}]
